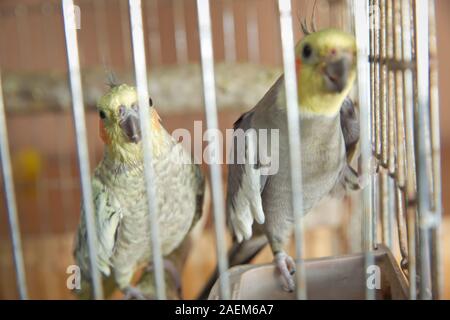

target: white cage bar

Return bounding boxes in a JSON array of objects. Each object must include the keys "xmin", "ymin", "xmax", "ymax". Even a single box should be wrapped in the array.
[
  {"xmin": 222, "ymin": 0, "xmax": 236, "ymax": 63},
  {"xmin": 414, "ymin": 0, "xmax": 434, "ymax": 300},
  {"xmin": 428, "ymin": 0, "xmax": 443, "ymax": 300},
  {"xmin": 0, "ymin": 70, "xmax": 28, "ymax": 300},
  {"xmin": 196, "ymin": 0, "xmax": 231, "ymax": 300},
  {"xmin": 128, "ymin": 0, "xmax": 166, "ymax": 300},
  {"xmin": 62, "ymin": 0, "xmax": 103, "ymax": 300},
  {"xmin": 353, "ymin": 0, "xmax": 376, "ymax": 301},
  {"xmin": 277, "ymin": 0, "xmax": 307, "ymax": 300}
]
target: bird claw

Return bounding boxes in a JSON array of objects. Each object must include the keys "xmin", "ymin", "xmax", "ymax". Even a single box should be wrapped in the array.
[
  {"xmin": 123, "ymin": 286, "xmax": 147, "ymax": 300},
  {"xmin": 274, "ymin": 252, "xmax": 296, "ymax": 292}
]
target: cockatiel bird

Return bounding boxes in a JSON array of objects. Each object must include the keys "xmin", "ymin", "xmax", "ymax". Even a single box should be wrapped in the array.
[
  {"xmin": 199, "ymin": 28, "xmax": 360, "ymax": 298},
  {"xmin": 73, "ymin": 84, "xmax": 205, "ymax": 299}
]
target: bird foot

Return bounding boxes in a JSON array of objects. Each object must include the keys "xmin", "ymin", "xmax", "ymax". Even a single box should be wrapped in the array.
[
  {"xmin": 274, "ymin": 252, "xmax": 296, "ymax": 292},
  {"xmin": 123, "ymin": 286, "xmax": 147, "ymax": 300}
]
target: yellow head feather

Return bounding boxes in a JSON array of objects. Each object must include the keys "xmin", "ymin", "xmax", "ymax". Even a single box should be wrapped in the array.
[
  {"xmin": 97, "ymin": 84, "xmax": 163, "ymax": 164},
  {"xmin": 295, "ymin": 28, "xmax": 357, "ymax": 116}
]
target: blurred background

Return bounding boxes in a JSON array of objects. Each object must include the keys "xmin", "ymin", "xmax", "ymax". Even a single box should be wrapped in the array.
[{"xmin": 0, "ymin": 0, "xmax": 448, "ymax": 299}]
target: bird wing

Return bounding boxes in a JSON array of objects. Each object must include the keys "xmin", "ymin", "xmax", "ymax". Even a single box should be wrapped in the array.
[
  {"xmin": 340, "ymin": 97, "xmax": 360, "ymax": 163},
  {"xmin": 74, "ymin": 175, "xmax": 122, "ymax": 278},
  {"xmin": 227, "ymin": 111, "xmax": 267, "ymax": 243},
  {"xmin": 331, "ymin": 97, "xmax": 361, "ymax": 194},
  {"xmin": 191, "ymin": 162, "xmax": 206, "ymax": 230},
  {"xmin": 226, "ymin": 77, "xmax": 283, "ymax": 243}
]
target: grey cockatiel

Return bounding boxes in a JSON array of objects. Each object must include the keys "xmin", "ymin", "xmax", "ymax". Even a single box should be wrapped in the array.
[
  {"xmin": 73, "ymin": 84, "xmax": 205, "ymax": 299},
  {"xmin": 198, "ymin": 28, "xmax": 359, "ymax": 298}
]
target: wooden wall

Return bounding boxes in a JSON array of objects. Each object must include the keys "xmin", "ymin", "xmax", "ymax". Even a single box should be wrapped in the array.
[{"xmin": 0, "ymin": 0, "xmax": 337, "ymax": 71}]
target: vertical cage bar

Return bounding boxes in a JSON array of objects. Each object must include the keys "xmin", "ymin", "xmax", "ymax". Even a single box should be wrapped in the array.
[
  {"xmin": 128, "ymin": 0, "xmax": 166, "ymax": 300},
  {"xmin": 428, "ymin": 0, "xmax": 443, "ymax": 300},
  {"xmin": 174, "ymin": 0, "xmax": 188, "ymax": 64},
  {"xmin": 222, "ymin": 0, "xmax": 236, "ymax": 63},
  {"xmin": 402, "ymin": 0, "xmax": 417, "ymax": 202},
  {"xmin": 379, "ymin": 172, "xmax": 387, "ymax": 244},
  {"xmin": 146, "ymin": 0, "xmax": 162, "ymax": 66},
  {"xmin": 380, "ymin": 171, "xmax": 393, "ymax": 248},
  {"xmin": 344, "ymin": 0, "xmax": 355, "ymax": 33},
  {"xmin": 407, "ymin": 200, "xmax": 417, "ymax": 299},
  {"xmin": 411, "ymin": 4, "xmax": 423, "ymax": 290},
  {"xmin": 386, "ymin": 0, "xmax": 396, "ymax": 176},
  {"xmin": 401, "ymin": 0, "xmax": 417, "ymax": 299},
  {"xmin": 387, "ymin": 177, "xmax": 396, "ymax": 248},
  {"xmin": 196, "ymin": 0, "xmax": 230, "ymax": 300},
  {"xmin": 62, "ymin": 0, "xmax": 103, "ymax": 300},
  {"xmin": 395, "ymin": 183, "xmax": 409, "ymax": 270},
  {"xmin": 393, "ymin": 0, "xmax": 410, "ymax": 276},
  {"xmin": 413, "ymin": 0, "xmax": 433, "ymax": 300},
  {"xmin": 0, "ymin": 71, "xmax": 28, "ymax": 300},
  {"xmin": 370, "ymin": 0, "xmax": 380, "ymax": 250},
  {"xmin": 93, "ymin": 0, "xmax": 111, "ymax": 66},
  {"xmin": 393, "ymin": 0, "xmax": 406, "ymax": 189},
  {"xmin": 372, "ymin": 175, "xmax": 379, "ymax": 249},
  {"xmin": 354, "ymin": 0, "xmax": 375, "ymax": 300},
  {"xmin": 246, "ymin": 0, "xmax": 259, "ymax": 64},
  {"xmin": 370, "ymin": 0, "xmax": 375, "ymax": 149},
  {"xmin": 120, "ymin": 0, "xmax": 132, "ymax": 68},
  {"xmin": 372, "ymin": 0, "xmax": 382, "ymax": 160},
  {"xmin": 277, "ymin": 0, "xmax": 306, "ymax": 300},
  {"xmin": 379, "ymin": 0, "xmax": 388, "ymax": 168}
]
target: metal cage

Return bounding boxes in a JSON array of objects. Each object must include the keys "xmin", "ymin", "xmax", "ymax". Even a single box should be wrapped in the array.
[{"xmin": 0, "ymin": 0, "xmax": 444, "ymax": 300}]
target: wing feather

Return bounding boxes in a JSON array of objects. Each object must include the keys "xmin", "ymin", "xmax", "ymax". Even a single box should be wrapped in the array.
[
  {"xmin": 340, "ymin": 97, "xmax": 360, "ymax": 163},
  {"xmin": 74, "ymin": 176, "xmax": 122, "ymax": 278},
  {"xmin": 227, "ymin": 112, "xmax": 266, "ymax": 243}
]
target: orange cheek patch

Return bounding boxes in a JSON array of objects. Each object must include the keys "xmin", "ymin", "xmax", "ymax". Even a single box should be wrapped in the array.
[
  {"xmin": 151, "ymin": 109, "xmax": 162, "ymax": 132},
  {"xmin": 99, "ymin": 119, "xmax": 111, "ymax": 145},
  {"xmin": 296, "ymin": 57, "xmax": 302, "ymax": 74}
]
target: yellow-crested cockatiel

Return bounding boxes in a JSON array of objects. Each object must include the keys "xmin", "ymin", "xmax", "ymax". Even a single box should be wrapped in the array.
[
  {"xmin": 199, "ymin": 28, "xmax": 360, "ymax": 298},
  {"xmin": 73, "ymin": 84, "xmax": 205, "ymax": 299}
]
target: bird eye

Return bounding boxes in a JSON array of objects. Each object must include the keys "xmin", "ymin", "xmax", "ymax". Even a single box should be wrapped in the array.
[
  {"xmin": 149, "ymin": 98, "xmax": 153, "ymax": 107},
  {"xmin": 99, "ymin": 110, "xmax": 106, "ymax": 119},
  {"xmin": 302, "ymin": 44, "xmax": 313, "ymax": 60}
]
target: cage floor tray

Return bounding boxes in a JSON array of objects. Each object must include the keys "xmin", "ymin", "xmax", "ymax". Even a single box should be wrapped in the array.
[{"xmin": 208, "ymin": 245, "xmax": 409, "ymax": 300}]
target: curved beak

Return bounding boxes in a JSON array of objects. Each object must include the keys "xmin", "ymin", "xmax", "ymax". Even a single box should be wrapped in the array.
[
  {"xmin": 323, "ymin": 54, "xmax": 353, "ymax": 93},
  {"xmin": 119, "ymin": 108, "xmax": 141, "ymax": 144}
]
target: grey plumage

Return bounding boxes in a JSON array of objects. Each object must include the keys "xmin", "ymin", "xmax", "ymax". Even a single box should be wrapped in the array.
[
  {"xmin": 198, "ymin": 77, "xmax": 359, "ymax": 299},
  {"xmin": 196, "ymin": 28, "xmax": 358, "ymax": 298},
  {"xmin": 227, "ymin": 77, "xmax": 351, "ymax": 248}
]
